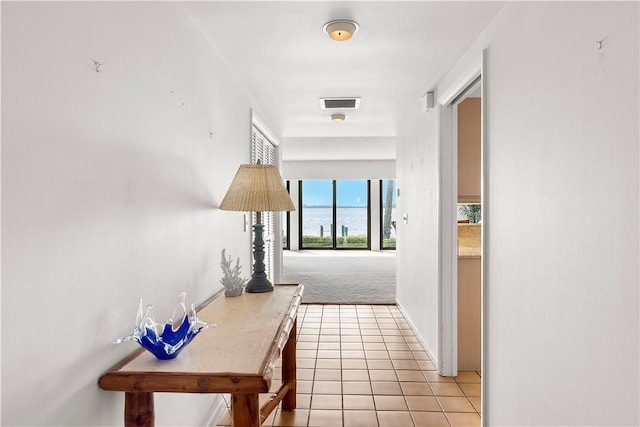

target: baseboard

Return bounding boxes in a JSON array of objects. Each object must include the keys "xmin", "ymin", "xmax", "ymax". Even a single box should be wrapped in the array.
[
  {"xmin": 202, "ymin": 395, "xmax": 228, "ymax": 427},
  {"xmin": 395, "ymin": 300, "xmax": 439, "ymax": 369}
]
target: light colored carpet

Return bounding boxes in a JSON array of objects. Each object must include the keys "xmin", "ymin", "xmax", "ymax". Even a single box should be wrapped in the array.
[{"xmin": 282, "ymin": 251, "xmax": 396, "ymax": 304}]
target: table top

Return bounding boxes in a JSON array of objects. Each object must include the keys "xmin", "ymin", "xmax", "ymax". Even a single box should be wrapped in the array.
[{"xmin": 99, "ymin": 284, "xmax": 303, "ymax": 394}]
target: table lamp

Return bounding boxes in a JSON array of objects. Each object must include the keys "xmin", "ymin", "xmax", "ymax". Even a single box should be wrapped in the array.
[{"xmin": 219, "ymin": 161, "xmax": 295, "ymax": 293}]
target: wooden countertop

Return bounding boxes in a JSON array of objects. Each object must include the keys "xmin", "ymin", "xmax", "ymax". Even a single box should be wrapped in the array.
[{"xmin": 458, "ymin": 223, "xmax": 481, "ymax": 259}]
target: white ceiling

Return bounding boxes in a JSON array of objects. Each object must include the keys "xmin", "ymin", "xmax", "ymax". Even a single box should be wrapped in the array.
[{"xmin": 183, "ymin": 1, "xmax": 503, "ymax": 149}]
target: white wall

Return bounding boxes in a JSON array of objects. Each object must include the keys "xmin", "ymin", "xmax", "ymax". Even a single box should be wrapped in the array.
[
  {"xmin": 478, "ymin": 3, "xmax": 639, "ymax": 424},
  {"xmin": 1, "ymin": 2, "xmax": 271, "ymax": 425},
  {"xmin": 283, "ymin": 160, "xmax": 395, "ymax": 181},
  {"xmin": 396, "ymin": 2, "xmax": 639, "ymax": 425},
  {"xmin": 283, "ymin": 136, "xmax": 396, "ymax": 161},
  {"xmin": 395, "ymin": 103, "xmax": 441, "ymax": 364}
]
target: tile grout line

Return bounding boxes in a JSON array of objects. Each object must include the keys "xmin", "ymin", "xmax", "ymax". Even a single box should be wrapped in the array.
[
  {"xmin": 357, "ymin": 307, "xmax": 381, "ymax": 427},
  {"xmin": 242, "ymin": 304, "xmax": 480, "ymax": 427}
]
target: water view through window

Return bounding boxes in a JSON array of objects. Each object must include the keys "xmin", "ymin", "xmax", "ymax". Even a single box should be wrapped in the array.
[
  {"xmin": 300, "ymin": 180, "xmax": 369, "ymax": 249},
  {"xmin": 336, "ymin": 180, "xmax": 369, "ymax": 248},
  {"xmin": 282, "ymin": 181, "xmax": 290, "ymax": 249}
]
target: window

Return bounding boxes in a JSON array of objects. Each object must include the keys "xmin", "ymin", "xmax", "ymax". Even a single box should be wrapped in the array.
[
  {"xmin": 300, "ymin": 180, "xmax": 334, "ymax": 249},
  {"xmin": 336, "ymin": 180, "xmax": 369, "ymax": 249},
  {"xmin": 381, "ymin": 179, "xmax": 397, "ymax": 249},
  {"xmin": 251, "ymin": 124, "xmax": 277, "ymax": 280},
  {"xmin": 299, "ymin": 180, "xmax": 370, "ymax": 249},
  {"xmin": 282, "ymin": 181, "xmax": 290, "ymax": 250}
]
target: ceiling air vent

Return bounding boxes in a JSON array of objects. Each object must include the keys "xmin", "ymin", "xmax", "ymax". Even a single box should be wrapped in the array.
[{"xmin": 319, "ymin": 97, "xmax": 361, "ymax": 110}]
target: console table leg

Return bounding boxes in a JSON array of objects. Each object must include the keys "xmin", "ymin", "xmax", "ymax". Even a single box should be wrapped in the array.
[
  {"xmin": 282, "ymin": 318, "xmax": 297, "ymax": 411},
  {"xmin": 232, "ymin": 393, "xmax": 259, "ymax": 427},
  {"xmin": 124, "ymin": 392, "xmax": 154, "ymax": 427}
]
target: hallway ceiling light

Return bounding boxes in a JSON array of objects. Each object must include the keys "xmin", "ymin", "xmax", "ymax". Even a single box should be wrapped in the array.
[
  {"xmin": 323, "ymin": 20, "xmax": 359, "ymax": 41},
  {"xmin": 331, "ymin": 113, "xmax": 346, "ymax": 122}
]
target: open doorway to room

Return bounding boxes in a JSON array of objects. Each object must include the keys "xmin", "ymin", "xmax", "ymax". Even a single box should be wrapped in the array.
[
  {"xmin": 438, "ymin": 72, "xmax": 483, "ymax": 417},
  {"xmin": 281, "ymin": 178, "xmax": 396, "ymax": 304},
  {"xmin": 455, "ymin": 87, "xmax": 482, "ymax": 380}
]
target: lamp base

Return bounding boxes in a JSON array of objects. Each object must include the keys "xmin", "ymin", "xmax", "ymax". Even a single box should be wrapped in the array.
[
  {"xmin": 247, "ymin": 221, "xmax": 274, "ymax": 293},
  {"xmin": 245, "ymin": 277, "xmax": 275, "ymax": 293}
]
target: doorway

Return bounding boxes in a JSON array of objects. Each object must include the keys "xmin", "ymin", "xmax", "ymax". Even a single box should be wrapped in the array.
[
  {"xmin": 436, "ymin": 56, "xmax": 485, "ymax": 423},
  {"xmin": 456, "ymin": 94, "xmax": 482, "ymax": 374},
  {"xmin": 283, "ymin": 178, "xmax": 396, "ymax": 304},
  {"xmin": 438, "ymin": 63, "xmax": 484, "ymax": 388}
]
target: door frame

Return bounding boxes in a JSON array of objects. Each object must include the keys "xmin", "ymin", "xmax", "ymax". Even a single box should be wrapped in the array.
[{"xmin": 437, "ymin": 51, "xmax": 486, "ymax": 380}]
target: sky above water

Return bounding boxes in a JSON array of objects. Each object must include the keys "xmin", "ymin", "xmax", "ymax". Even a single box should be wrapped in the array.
[{"xmin": 302, "ymin": 180, "xmax": 396, "ymax": 207}]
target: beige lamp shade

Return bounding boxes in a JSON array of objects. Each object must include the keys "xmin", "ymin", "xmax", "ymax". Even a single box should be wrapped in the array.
[{"xmin": 219, "ymin": 164, "xmax": 295, "ymax": 212}]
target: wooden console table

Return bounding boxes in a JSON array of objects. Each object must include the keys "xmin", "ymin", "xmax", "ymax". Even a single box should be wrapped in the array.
[{"xmin": 99, "ymin": 284, "xmax": 303, "ymax": 427}]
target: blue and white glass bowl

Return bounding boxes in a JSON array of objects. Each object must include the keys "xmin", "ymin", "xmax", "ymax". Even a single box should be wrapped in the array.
[{"xmin": 115, "ymin": 292, "xmax": 215, "ymax": 360}]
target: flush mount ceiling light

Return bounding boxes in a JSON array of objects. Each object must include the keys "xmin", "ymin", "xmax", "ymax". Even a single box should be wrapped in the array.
[
  {"xmin": 331, "ymin": 113, "xmax": 346, "ymax": 122},
  {"xmin": 323, "ymin": 20, "xmax": 359, "ymax": 41}
]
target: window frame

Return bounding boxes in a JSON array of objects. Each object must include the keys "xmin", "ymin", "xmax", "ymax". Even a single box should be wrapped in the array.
[
  {"xmin": 380, "ymin": 179, "xmax": 397, "ymax": 250},
  {"xmin": 298, "ymin": 179, "xmax": 371, "ymax": 250}
]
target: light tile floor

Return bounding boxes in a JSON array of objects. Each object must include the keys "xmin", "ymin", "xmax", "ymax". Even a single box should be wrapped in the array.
[{"xmin": 217, "ymin": 304, "xmax": 481, "ymax": 427}]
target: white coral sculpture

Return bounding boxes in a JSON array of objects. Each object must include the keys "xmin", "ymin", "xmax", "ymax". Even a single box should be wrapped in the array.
[{"xmin": 220, "ymin": 249, "xmax": 248, "ymax": 297}]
